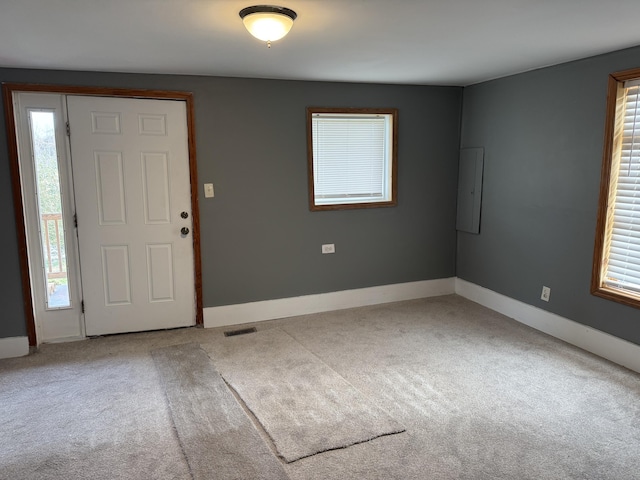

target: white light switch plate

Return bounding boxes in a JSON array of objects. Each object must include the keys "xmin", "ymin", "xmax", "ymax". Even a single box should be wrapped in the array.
[
  {"xmin": 204, "ymin": 183, "xmax": 214, "ymax": 198},
  {"xmin": 322, "ymin": 244, "xmax": 335, "ymax": 254}
]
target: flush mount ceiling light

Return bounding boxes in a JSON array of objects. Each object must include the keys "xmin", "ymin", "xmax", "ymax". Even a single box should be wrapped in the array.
[{"xmin": 239, "ymin": 5, "xmax": 297, "ymax": 48}]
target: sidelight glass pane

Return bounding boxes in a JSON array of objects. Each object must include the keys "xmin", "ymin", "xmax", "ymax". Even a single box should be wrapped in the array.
[{"xmin": 29, "ymin": 111, "xmax": 71, "ymax": 309}]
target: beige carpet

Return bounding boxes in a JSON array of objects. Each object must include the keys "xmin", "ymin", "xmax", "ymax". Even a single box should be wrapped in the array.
[
  {"xmin": 1, "ymin": 295, "xmax": 639, "ymax": 479},
  {"xmin": 151, "ymin": 343, "xmax": 288, "ymax": 479},
  {"xmin": 203, "ymin": 328, "xmax": 404, "ymax": 462}
]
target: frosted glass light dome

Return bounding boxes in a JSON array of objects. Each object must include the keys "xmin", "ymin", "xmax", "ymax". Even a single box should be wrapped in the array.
[{"xmin": 240, "ymin": 6, "xmax": 297, "ymax": 44}]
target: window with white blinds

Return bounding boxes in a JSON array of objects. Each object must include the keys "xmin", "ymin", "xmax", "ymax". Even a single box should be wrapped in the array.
[
  {"xmin": 604, "ymin": 81, "xmax": 640, "ymax": 293},
  {"xmin": 593, "ymin": 69, "xmax": 640, "ymax": 307},
  {"xmin": 307, "ymin": 108, "xmax": 397, "ymax": 210}
]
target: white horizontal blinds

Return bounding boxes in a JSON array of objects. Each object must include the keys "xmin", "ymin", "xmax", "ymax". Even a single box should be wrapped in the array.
[
  {"xmin": 312, "ymin": 114, "xmax": 387, "ymax": 202},
  {"xmin": 605, "ymin": 84, "xmax": 640, "ymax": 293}
]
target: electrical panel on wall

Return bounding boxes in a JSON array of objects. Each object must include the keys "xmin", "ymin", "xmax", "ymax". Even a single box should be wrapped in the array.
[{"xmin": 456, "ymin": 147, "xmax": 484, "ymax": 234}]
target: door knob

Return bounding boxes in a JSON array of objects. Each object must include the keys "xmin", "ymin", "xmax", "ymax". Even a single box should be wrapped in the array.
[
  {"xmin": 181, "ymin": 227, "xmax": 190, "ymax": 235},
  {"xmin": 181, "ymin": 211, "xmax": 189, "ymax": 219}
]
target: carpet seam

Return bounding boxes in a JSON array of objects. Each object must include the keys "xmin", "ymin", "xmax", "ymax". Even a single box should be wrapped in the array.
[
  {"xmin": 221, "ymin": 371, "xmax": 406, "ymax": 464},
  {"xmin": 281, "ymin": 326, "xmax": 406, "ymax": 424},
  {"xmin": 280, "ymin": 326, "xmax": 380, "ymax": 398},
  {"xmin": 278, "ymin": 327, "xmax": 409, "ymax": 461},
  {"xmin": 219, "ymin": 375, "xmax": 285, "ymax": 463},
  {"xmin": 150, "ymin": 350, "xmax": 197, "ymax": 480},
  {"xmin": 153, "ymin": 343, "xmax": 290, "ymax": 479},
  {"xmin": 282, "ymin": 427, "xmax": 407, "ymax": 463}
]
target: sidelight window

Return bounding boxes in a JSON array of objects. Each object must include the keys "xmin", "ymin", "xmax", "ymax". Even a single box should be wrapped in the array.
[{"xmin": 28, "ymin": 110, "xmax": 71, "ymax": 309}]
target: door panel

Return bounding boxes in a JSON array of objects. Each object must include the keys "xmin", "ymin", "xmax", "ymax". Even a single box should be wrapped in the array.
[
  {"xmin": 146, "ymin": 244, "xmax": 175, "ymax": 302},
  {"xmin": 101, "ymin": 245, "xmax": 132, "ymax": 305},
  {"xmin": 67, "ymin": 96, "xmax": 195, "ymax": 336},
  {"xmin": 95, "ymin": 151, "xmax": 127, "ymax": 224},
  {"xmin": 142, "ymin": 152, "xmax": 171, "ymax": 224}
]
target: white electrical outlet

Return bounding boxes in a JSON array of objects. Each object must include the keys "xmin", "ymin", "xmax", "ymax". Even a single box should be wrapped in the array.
[
  {"xmin": 322, "ymin": 244, "xmax": 335, "ymax": 254},
  {"xmin": 204, "ymin": 183, "xmax": 214, "ymax": 198},
  {"xmin": 541, "ymin": 286, "xmax": 551, "ymax": 302}
]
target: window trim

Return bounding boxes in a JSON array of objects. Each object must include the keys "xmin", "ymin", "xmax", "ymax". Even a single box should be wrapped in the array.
[
  {"xmin": 306, "ymin": 107, "xmax": 398, "ymax": 211},
  {"xmin": 592, "ymin": 67, "xmax": 640, "ymax": 308}
]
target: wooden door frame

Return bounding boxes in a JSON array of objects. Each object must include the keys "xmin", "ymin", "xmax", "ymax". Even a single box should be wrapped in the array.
[{"xmin": 2, "ymin": 83, "xmax": 204, "ymax": 346}]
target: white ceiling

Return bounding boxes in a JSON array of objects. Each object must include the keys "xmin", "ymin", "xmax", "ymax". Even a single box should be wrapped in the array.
[{"xmin": 2, "ymin": 0, "xmax": 640, "ymax": 86}]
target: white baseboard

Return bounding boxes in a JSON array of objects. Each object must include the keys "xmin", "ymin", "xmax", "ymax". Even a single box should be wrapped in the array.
[
  {"xmin": 6, "ymin": 278, "xmax": 638, "ymax": 373},
  {"xmin": 0, "ymin": 336, "xmax": 29, "ymax": 359},
  {"xmin": 204, "ymin": 278, "xmax": 456, "ymax": 329},
  {"xmin": 455, "ymin": 278, "xmax": 640, "ymax": 374}
]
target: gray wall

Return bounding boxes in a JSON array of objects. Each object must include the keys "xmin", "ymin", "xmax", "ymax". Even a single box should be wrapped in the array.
[
  {"xmin": 459, "ymin": 45, "xmax": 640, "ymax": 346},
  {"xmin": 0, "ymin": 68, "xmax": 462, "ymax": 338}
]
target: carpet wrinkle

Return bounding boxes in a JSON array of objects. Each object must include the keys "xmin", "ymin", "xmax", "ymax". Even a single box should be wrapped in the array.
[
  {"xmin": 148, "ymin": 345, "xmax": 198, "ymax": 480},
  {"xmin": 202, "ymin": 328, "xmax": 405, "ymax": 463},
  {"xmin": 156, "ymin": 384, "xmax": 196, "ymax": 480},
  {"xmin": 281, "ymin": 326, "xmax": 424, "ymax": 417},
  {"xmin": 151, "ymin": 343, "xmax": 289, "ymax": 480},
  {"xmin": 219, "ymin": 374, "xmax": 283, "ymax": 460}
]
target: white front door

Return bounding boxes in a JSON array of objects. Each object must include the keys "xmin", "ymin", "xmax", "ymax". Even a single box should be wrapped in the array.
[{"xmin": 67, "ymin": 96, "xmax": 195, "ymax": 336}]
